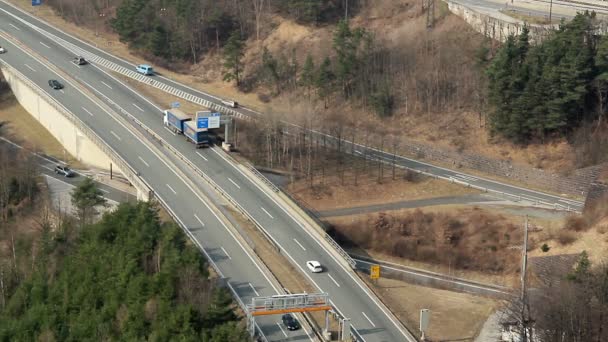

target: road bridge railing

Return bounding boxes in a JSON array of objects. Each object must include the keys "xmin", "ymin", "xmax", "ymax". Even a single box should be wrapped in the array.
[
  {"xmin": 7, "ymin": 5, "xmax": 584, "ymax": 214},
  {"xmin": 0, "ymin": 58, "xmax": 152, "ymax": 202}
]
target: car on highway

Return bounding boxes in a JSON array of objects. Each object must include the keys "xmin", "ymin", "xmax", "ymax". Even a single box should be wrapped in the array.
[
  {"xmin": 281, "ymin": 314, "xmax": 300, "ymax": 331},
  {"xmin": 48, "ymin": 79, "xmax": 63, "ymax": 90},
  {"xmin": 306, "ymin": 260, "xmax": 323, "ymax": 273},
  {"xmin": 136, "ymin": 64, "xmax": 154, "ymax": 75},
  {"xmin": 72, "ymin": 56, "xmax": 87, "ymax": 65},
  {"xmin": 54, "ymin": 165, "xmax": 75, "ymax": 177},
  {"xmin": 221, "ymin": 99, "xmax": 238, "ymax": 108},
  {"xmin": 0, "ymin": 46, "xmax": 6, "ymax": 54}
]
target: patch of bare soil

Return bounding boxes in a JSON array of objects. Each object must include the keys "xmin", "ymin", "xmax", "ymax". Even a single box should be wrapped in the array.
[
  {"xmin": 361, "ymin": 274, "xmax": 499, "ymax": 341},
  {"xmin": 286, "ymin": 168, "xmax": 479, "ymax": 211}
]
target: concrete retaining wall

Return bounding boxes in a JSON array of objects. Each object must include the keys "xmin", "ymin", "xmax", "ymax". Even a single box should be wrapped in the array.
[
  {"xmin": 2, "ymin": 67, "xmax": 113, "ymax": 171},
  {"xmin": 445, "ymin": 0, "xmax": 553, "ymax": 42}
]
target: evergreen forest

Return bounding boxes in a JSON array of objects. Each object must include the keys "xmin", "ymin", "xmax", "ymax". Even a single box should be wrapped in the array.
[
  {"xmin": 0, "ymin": 201, "xmax": 248, "ymax": 342},
  {"xmin": 487, "ymin": 12, "xmax": 608, "ymax": 143}
]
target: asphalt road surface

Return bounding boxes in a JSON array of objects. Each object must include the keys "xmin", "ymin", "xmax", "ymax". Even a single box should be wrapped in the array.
[
  {"xmin": 0, "ymin": 137, "xmax": 135, "ymax": 204},
  {"xmin": 0, "ymin": 0, "xmax": 586, "ymax": 214},
  {"xmin": 0, "ymin": 3, "xmax": 417, "ymax": 341}
]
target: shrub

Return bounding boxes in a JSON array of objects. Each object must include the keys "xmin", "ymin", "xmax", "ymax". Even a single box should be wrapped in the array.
[
  {"xmin": 564, "ymin": 215, "xmax": 588, "ymax": 232},
  {"xmin": 557, "ymin": 230, "xmax": 577, "ymax": 245},
  {"xmin": 541, "ymin": 243, "xmax": 550, "ymax": 252}
]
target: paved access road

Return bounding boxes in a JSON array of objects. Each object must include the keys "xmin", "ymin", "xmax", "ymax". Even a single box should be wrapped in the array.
[
  {"xmin": 0, "ymin": 0, "xmax": 587, "ymax": 215},
  {"xmin": 0, "ymin": 33, "xmax": 312, "ymax": 342},
  {"xmin": 0, "ymin": 138, "xmax": 135, "ymax": 204},
  {"xmin": 0, "ymin": 4, "xmax": 416, "ymax": 341}
]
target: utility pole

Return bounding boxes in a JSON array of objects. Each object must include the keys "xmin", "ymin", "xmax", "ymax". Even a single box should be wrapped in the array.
[
  {"xmin": 345, "ymin": 0, "xmax": 349, "ymax": 21},
  {"xmin": 549, "ymin": 0, "xmax": 553, "ymax": 24},
  {"xmin": 426, "ymin": 0, "xmax": 435, "ymax": 28},
  {"xmin": 520, "ymin": 216, "xmax": 530, "ymax": 342}
]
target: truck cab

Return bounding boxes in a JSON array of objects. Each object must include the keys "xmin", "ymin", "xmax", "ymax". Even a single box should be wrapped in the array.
[{"xmin": 136, "ymin": 64, "xmax": 154, "ymax": 75}]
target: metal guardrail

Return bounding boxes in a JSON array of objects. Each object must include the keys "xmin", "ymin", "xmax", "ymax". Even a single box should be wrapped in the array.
[
  {"xmin": 151, "ymin": 189, "xmax": 268, "ymax": 342},
  {"xmin": 0, "ymin": 49, "xmax": 273, "ymax": 341},
  {"xmin": 244, "ymin": 162, "xmax": 280, "ymax": 193},
  {"xmin": 20, "ymin": 14, "xmax": 585, "ymax": 214},
  {"xmin": 20, "ymin": 24, "xmax": 249, "ymax": 119},
  {"xmin": 279, "ymin": 190, "xmax": 357, "ymax": 270},
  {"xmin": 0, "ymin": 59, "xmax": 152, "ymax": 201}
]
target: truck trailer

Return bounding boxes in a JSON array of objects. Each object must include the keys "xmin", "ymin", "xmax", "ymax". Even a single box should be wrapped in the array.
[
  {"xmin": 164, "ymin": 109, "xmax": 191, "ymax": 134},
  {"xmin": 183, "ymin": 120, "xmax": 210, "ymax": 148}
]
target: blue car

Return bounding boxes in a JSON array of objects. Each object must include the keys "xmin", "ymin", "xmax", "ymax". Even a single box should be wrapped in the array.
[{"xmin": 136, "ymin": 64, "xmax": 154, "ymax": 75}]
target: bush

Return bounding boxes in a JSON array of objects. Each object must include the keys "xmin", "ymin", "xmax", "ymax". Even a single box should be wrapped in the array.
[
  {"xmin": 564, "ymin": 215, "xmax": 588, "ymax": 232},
  {"xmin": 541, "ymin": 243, "xmax": 550, "ymax": 252},
  {"xmin": 557, "ymin": 230, "xmax": 577, "ymax": 245}
]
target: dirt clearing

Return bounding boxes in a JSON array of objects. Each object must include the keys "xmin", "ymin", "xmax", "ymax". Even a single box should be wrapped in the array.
[{"xmin": 361, "ymin": 274, "xmax": 499, "ymax": 341}]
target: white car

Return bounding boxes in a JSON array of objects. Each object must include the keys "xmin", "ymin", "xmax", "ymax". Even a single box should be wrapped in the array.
[
  {"xmin": 306, "ymin": 261, "xmax": 323, "ymax": 273},
  {"xmin": 0, "ymin": 46, "xmax": 6, "ymax": 54},
  {"xmin": 221, "ymin": 99, "xmax": 238, "ymax": 108}
]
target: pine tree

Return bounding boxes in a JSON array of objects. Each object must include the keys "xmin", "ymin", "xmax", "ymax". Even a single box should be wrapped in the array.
[
  {"xmin": 315, "ymin": 57, "xmax": 335, "ymax": 108},
  {"xmin": 300, "ymin": 53, "xmax": 315, "ymax": 97},
  {"xmin": 222, "ymin": 30, "xmax": 245, "ymax": 86},
  {"xmin": 332, "ymin": 19, "xmax": 366, "ymax": 98},
  {"xmin": 261, "ymin": 47, "xmax": 280, "ymax": 94},
  {"xmin": 486, "ymin": 35, "xmax": 518, "ymax": 136}
]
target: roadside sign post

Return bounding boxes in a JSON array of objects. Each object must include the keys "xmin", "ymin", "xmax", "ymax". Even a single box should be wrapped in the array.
[
  {"xmin": 370, "ymin": 264, "xmax": 380, "ymax": 283},
  {"xmin": 196, "ymin": 111, "xmax": 221, "ymax": 129},
  {"xmin": 420, "ymin": 309, "xmax": 430, "ymax": 341}
]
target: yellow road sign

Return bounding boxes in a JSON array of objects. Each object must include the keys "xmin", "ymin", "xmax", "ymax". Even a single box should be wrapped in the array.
[{"xmin": 370, "ymin": 264, "xmax": 380, "ymax": 280}]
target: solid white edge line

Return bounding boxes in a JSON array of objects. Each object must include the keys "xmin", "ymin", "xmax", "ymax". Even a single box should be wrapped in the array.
[
  {"xmin": 1, "ymin": 0, "xmax": 585, "ymax": 209},
  {"xmin": 75, "ymin": 57, "xmax": 285, "ymax": 298},
  {"xmin": 4, "ymin": 22, "xmax": 321, "ymax": 339},
  {"xmin": 209, "ymin": 148, "xmax": 414, "ymax": 340}
]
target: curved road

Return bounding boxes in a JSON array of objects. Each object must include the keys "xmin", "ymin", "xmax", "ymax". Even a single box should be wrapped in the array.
[{"xmin": 0, "ymin": 3, "xmax": 416, "ymax": 341}]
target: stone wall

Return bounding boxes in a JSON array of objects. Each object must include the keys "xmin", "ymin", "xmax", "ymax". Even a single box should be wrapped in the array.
[
  {"xmin": 445, "ymin": 0, "xmax": 553, "ymax": 42},
  {"xmin": 393, "ymin": 137, "xmax": 603, "ymax": 196}
]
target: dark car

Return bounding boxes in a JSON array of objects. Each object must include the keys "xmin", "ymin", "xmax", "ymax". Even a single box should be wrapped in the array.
[
  {"xmin": 48, "ymin": 79, "xmax": 63, "ymax": 89},
  {"xmin": 72, "ymin": 56, "xmax": 87, "ymax": 65},
  {"xmin": 54, "ymin": 165, "xmax": 75, "ymax": 177},
  {"xmin": 281, "ymin": 314, "xmax": 300, "ymax": 331}
]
